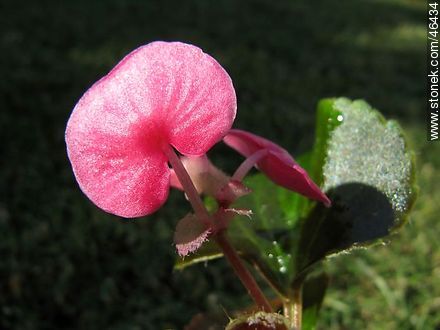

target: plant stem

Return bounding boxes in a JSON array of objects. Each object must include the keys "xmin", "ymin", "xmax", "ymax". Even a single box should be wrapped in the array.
[
  {"xmin": 232, "ymin": 149, "xmax": 268, "ymax": 181},
  {"xmin": 215, "ymin": 230, "xmax": 273, "ymax": 312},
  {"xmin": 163, "ymin": 145, "xmax": 213, "ymax": 228},
  {"xmin": 163, "ymin": 145, "xmax": 272, "ymax": 312},
  {"xmin": 284, "ymin": 282, "xmax": 303, "ymax": 330}
]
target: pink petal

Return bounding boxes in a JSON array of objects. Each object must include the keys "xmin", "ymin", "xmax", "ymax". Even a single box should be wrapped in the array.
[
  {"xmin": 223, "ymin": 129, "xmax": 281, "ymax": 156},
  {"xmin": 99, "ymin": 41, "xmax": 236, "ymax": 156},
  {"xmin": 169, "ymin": 168, "xmax": 183, "ymax": 191},
  {"xmin": 215, "ymin": 180, "xmax": 252, "ymax": 205},
  {"xmin": 171, "ymin": 155, "xmax": 230, "ymax": 196},
  {"xmin": 159, "ymin": 43, "xmax": 237, "ymax": 156},
  {"xmin": 66, "ymin": 41, "xmax": 236, "ymax": 217},
  {"xmin": 224, "ymin": 129, "xmax": 331, "ymax": 206},
  {"xmin": 66, "ymin": 122, "xmax": 170, "ymax": 217}
]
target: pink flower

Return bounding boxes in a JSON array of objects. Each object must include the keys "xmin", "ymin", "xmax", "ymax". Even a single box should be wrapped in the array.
[
  {"xmin": 66, "ymin": 42, "xmax": 236, "ymax": 217},
  {"xmin": 223, "ymin": 129, "xmax": 331, "ymax": 206}
]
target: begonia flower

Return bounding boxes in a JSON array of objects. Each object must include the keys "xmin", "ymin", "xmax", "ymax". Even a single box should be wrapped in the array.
[
  {"xmin": 223, "ymin": 129, "xmax": 331, "ymax": 206},
  {"xmin": 66, "ymin": 41, "xmax": 236, "ymax": 217}
]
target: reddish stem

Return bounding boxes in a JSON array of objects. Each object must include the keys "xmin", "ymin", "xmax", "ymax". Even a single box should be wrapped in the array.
[
  {"xmin": 215, "ymin": 230, "xmax": 273, "ymax": 312},
  {"xmin": 232, "ymin": 149, "xmax": 268, "ymax": 181},
  {"xmin": 163, "ymin": 145, "xmax": 272, "ymax": 312},
  {"xmin": 163, "ymin": 145, "xmax": 213, "ymax": 228}
]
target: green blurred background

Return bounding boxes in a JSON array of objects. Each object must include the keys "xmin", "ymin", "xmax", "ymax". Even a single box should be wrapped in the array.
[{"xmin": 1, "ymin": 0, "xmax": 438, "ymax": 329}]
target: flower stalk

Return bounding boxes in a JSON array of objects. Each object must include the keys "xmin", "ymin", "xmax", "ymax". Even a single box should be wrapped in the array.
[
  {"xmin": 232, "ymin": 149, "xmax": 268, "ymax": 181},
  {"xmin": 164, "ymin": 145, "xmax": 272, "ymax": 312},
  {"xmin": 215, "ymin": 230, "xmax": 273, "ymax": 312},
  {"xmin": 284, "ymin": 281, "xmax": 303, "ymax": 330},
  {"xmin": 163, "ymin": 145, "xmax": 213, "ymax": 228}
]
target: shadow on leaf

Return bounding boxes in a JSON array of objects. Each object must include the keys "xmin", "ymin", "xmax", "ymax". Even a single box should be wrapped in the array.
[{"xmin": 297, "ymin": 182, "xmax": 395, "ymax": 276}]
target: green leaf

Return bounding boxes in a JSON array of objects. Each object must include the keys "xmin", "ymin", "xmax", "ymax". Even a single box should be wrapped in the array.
[
  {"xmin": 174, "ymin": 98, "xmax": 416, "ymax": 303},
  {"xmin": 226, "ymin": 174, "xmax": 304, "ymax": 293},
  {"xmin": 309, "ymin": 99, "xmax": 345, "ymax": 186},
  {"xmin": 176, "ymin": 173, "xmax": 308, "ymax": 294},
  {"xmin": 174, "ymin": 240, "xmax": 222, "ymax": 270},
  {"xmin": 301, "ymin": 270, "xmax": 329, "ymax": 330},
  {"xmin": 296, "ymin": 98, "xmax": 417, "ymax": 274}
]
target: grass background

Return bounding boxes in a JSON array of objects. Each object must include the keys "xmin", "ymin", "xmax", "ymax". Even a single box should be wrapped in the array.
[{"xmin": 1, "ymin": 0, "xmax": 438, "ymax": 329}]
